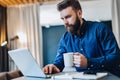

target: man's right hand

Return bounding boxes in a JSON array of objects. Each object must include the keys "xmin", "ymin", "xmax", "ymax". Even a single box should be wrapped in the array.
[{"xmin": 43, "ymin": 64, "xmax": 60, "ymax": 74}]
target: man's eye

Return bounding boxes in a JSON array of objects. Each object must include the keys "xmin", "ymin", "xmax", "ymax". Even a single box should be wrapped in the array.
[{"xmin": 61, "ymin": 18, "xmax": 64, "ymax": 20}]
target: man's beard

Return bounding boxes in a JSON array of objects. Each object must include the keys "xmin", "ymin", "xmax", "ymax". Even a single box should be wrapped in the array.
[{"xmin": 65, "ymin": 16, "xmax": 81, "ymax": 34}]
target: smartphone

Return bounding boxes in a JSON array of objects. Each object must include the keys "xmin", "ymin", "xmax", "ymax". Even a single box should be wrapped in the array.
[{"xmin": 83, "ymin": 70, "xmax": 97, "ymax": 75}]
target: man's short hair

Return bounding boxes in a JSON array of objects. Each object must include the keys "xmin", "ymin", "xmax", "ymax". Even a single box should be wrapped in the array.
[{"xmin": 57, "ymin": 0, "xmax": 82, "ymax": 12}]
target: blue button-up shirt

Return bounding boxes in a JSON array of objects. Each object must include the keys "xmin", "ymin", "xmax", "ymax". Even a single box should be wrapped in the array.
[{"xmin": 53, "ymin": 19, "xmax": 120, "ymax": 72}]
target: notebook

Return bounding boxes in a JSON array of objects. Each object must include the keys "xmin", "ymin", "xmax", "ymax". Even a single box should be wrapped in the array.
[{"xmin": 8, "ymin": 48, "xmax": 51, "ymax": 78}]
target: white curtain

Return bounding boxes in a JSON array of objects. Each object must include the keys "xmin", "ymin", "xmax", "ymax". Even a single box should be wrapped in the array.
[
  {"xmin": 112, "ymin": 0, "xmax": 120, "ymax": 48},
  {"xmin": 7, "ymin": 3, "xmax": 43, "ymax": 69}
]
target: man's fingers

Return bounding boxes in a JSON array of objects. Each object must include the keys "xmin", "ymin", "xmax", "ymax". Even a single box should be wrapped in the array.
[
  {"xmin": 74, "ymin": 55, "xmax": 80, "ymax": 59},
  {"xmin": 43, "ymin": 66, "xmax": 48, "ymax": 74},
  {"xmin": 74, "ymin": 52, "xmax": 80, "ymax": 55},
  {"xmin": 74, "ymin": 55, "xmax": 81, "ymax": 63},
  {"xmin": 73, "ymin": 52, "xmax": 85, "ymax": 67},
  {"xmin": 74, "ymin": 59, "xmax": 81, "ymax": 63},
  {"xmin": 73, "ymin": 52, "xmax": 88, "ymax": 68},
  {"xmin": 75, "ymin": 64, "xmax": 80, "ymax": 67},
  {"xmin": 54, "ymin": 67, "xmax": 60, "ymax": 73},
  {"xmin": 49, "ymin": 65, "xmax": 53, "ymax": 74},
  {"xmin": 43, "ymin": 64, "xmax": 60, "ymax": 74}
]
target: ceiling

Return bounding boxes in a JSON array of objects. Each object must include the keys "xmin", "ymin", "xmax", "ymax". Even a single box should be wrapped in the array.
[
  {"xmin": 0, "ymin": 0, "xmax": 97, "ymax": 7},
  {"xmin": 0, "ymin": 0, "xmax": 57, "ymax": 7}
]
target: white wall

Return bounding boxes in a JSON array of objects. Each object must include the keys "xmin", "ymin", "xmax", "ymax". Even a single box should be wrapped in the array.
[
  {"xmin": 112, "ymin": 0, "xmax": 120, "ymax": 47},
  {"xmin": 117, "ymin": 0, "xmax": 120, "ymax": 47},
  {"xmin": 39, "ymin": 0, "xmax": 112, "ymax": 26},
  {"xmin": 81, "ymin": 0, "xmax": 112, "ymax": 21}
]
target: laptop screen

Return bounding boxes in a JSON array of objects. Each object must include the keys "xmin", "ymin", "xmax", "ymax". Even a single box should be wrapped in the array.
[{"xmin": 8, "ymin": 48, "xmax": 47, "ymax": 78}]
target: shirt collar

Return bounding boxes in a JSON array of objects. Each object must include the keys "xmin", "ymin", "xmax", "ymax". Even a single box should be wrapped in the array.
[{"xmin": 78, "ymin": 18, "xmax": 87, "ymax": 37}]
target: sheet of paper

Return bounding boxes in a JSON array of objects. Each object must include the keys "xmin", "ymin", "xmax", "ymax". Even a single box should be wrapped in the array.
[{"xmin": 52, "ymin": 72, "xmax": 108, "ymax": 80}]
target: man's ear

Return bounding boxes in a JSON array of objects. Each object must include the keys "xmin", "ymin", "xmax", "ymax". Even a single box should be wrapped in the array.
[{"xmin": 77, "ymin": 10, "xmax": 82, "ymax": 17}]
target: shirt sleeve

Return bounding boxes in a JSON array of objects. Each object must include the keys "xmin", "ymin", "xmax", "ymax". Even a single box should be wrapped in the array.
[
  {"xmin": 87, "ymin": 23, "xmax": 120, "ymax": 70},
  {"xmin": 53, "ymin": 34, "xmax": 66, "ymax": 71}
]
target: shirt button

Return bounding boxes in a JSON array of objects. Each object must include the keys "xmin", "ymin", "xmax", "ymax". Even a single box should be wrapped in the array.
[
  {"xmin": 118, "ymin": 64, "xmax": 120, "ymax": 67},
  {"xmin": 91, "ymin": 65, "xmax": 93, "ymax": 67},
  {"xmin": 81, "ymin": 48, "xmax": 83, "ymax": 51},
  {"xmin": 101, "ymin": 65, "xmax": 104, "ymax": 68},
  {"xmin": 107, "ymin": 38, "xmax": 109, "ymax": 41}
]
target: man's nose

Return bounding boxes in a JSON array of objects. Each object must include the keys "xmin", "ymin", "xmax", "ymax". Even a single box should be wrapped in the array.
[{"xmin": 63, "ymin": 19, "xmax": 68, "ymax": 25}]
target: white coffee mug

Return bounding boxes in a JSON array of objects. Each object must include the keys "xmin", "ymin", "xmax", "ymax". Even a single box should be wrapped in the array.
[{"xmin": 63, "ymin": 52, "xmax": 74, "ymax": 67}]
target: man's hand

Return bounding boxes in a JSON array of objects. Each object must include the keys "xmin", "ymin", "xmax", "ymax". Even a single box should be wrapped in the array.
[
  {"xmin": 43, "ymin": 64, "xmax": 60, "ymax": 74},
  {"xmin": 73, "ymin": 52, "xmax": 88, "ymax": 68}
]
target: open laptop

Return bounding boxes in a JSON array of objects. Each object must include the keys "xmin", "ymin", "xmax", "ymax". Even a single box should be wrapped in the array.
[
  {"xmin": 8, "ymin": 48, "xmax": 51, "ymax": 78},
  {"xmin": 8, "ymin": 48, "xmax": 108, "ymax": 80}
]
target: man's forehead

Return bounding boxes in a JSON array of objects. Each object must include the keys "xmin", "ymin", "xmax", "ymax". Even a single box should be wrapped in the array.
[{"xmin": 60, "ymin": 7, "xmax": 75, "ymax": 17}]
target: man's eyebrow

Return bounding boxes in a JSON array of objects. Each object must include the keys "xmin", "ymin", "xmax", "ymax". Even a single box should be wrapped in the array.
[
  {"xmin": 61, "ymin": 17, "xmax": 63, "ymax": 20},
  {"xmin": 61, "ymin": 15, "xmax": 71, "ymax": 20}
]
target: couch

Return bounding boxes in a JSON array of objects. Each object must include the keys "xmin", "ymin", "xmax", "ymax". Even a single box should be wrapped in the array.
[{"xmin": 0, "ymin": 70, "xmax": 23, "ymax": 80}]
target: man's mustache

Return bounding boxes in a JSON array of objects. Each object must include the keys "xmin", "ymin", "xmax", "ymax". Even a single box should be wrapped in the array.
[{"xmin": 65, "ymin": 23, "xmax": 73, "ymax": 27}]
